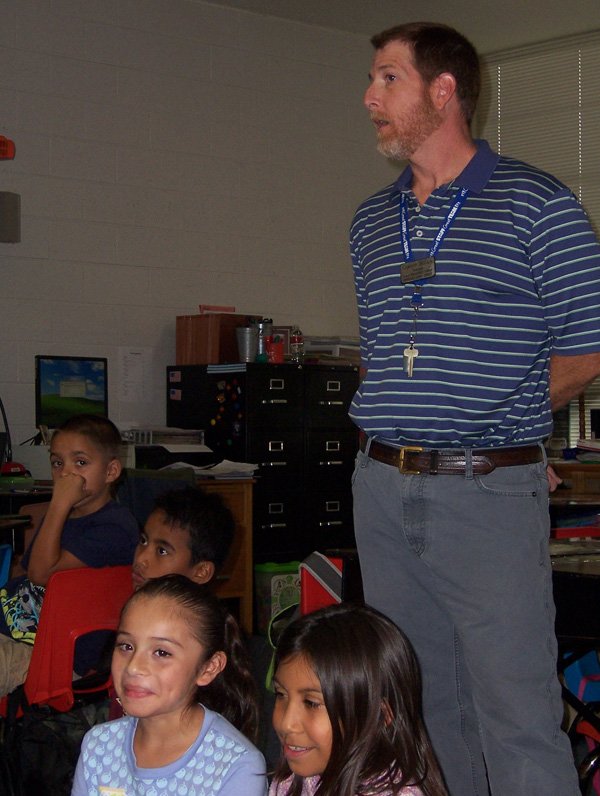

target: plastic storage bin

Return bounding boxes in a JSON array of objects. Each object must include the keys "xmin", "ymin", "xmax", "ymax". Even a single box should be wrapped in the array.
[{"xmin": 254, "ymin": 561, "xmax": 300, "ymax": 635}]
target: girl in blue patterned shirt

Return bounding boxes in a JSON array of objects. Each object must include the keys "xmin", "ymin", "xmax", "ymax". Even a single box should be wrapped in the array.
[{"xmin": 72, "ymin": 575, "xmax": 267, "ymax": 795}]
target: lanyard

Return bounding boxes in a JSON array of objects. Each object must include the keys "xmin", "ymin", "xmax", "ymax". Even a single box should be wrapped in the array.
[
  {"xmin": 399, "ymin": 186, "xmax": 469, "ymax": 377},
  {"xmin": 400, "ymin": 186, "xmax": 470, "ymax": 264}
]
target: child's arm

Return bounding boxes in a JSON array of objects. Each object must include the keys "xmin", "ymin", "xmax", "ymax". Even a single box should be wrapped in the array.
[{"xmin": 26, "ymin": 473, "xmax": 87, "ymax": 587}]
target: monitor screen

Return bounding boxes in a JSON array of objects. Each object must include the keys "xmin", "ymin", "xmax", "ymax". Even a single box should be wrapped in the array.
[{"xmin": 35, "ymin": 355, "xmax": 108, "ymax": 430}]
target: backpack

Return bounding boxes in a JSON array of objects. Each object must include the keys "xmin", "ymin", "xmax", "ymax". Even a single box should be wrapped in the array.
[
  {"xmin": 264, "ymin": 551, "xmax": 345, "ymax": 689},
  {"xmin": 0, "ymin": 688, "xmax": 108, "ymax": 796}
]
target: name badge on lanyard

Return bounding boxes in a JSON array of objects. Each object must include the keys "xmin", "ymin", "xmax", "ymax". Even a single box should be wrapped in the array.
[
  {"xmin": 401, "ymin": 256, "xmax": 436, "ymax": 284},
  {"xmin": 399, "ymin": 186, "xmax": 469, "ymax": 377}
]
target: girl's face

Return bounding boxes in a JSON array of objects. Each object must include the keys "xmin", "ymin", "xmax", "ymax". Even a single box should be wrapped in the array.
[
  {"xmin": 272, "ymin": 653, "xmax": 333, "ymax": 779},
  {"xmin": 112, "ymin": 595, "xmax": 219, "ymax": 721}
]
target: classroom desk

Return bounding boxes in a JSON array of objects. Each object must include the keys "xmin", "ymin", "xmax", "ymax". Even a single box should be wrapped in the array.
[
  {"xmin": 0, "ymin": 514, "xmax": 32, "ymax": 554},
  {"xmin": 0, "ymin": 485, "xmax": 53, "ymax": 515},
  {"xmin": 200, "ymin": 478, "xmax": 254, "ymax": 635}
]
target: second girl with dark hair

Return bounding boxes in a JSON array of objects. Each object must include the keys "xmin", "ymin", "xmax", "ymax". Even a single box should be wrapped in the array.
[{"xmin": 270, "ymin": 602, "xmax": 447, "ymax": 796}]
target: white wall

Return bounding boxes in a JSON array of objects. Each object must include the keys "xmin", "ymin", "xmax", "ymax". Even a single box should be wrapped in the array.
[{"xmin": 0, "ymin": 0, "xmax": 397, "ymax": 446}]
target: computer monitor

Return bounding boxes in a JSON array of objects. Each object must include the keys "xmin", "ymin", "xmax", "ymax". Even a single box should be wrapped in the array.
[{"xmin": 35, "ymin": 355, "xmax": 108, "ymax": 430}]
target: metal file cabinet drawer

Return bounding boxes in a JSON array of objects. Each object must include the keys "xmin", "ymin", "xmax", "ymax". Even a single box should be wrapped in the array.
[
  {"xmin": 247, "ymin": 430, "xmax": 304, "ymax": 482},
  {"xmin": 304, "ymin": 366, "xmax": 359, "ymax": 429},
  {"xmin": 305, "ymin": 490, "xmax": 355, "ymax": 553},
  {"xmin": 304, "ymin": 430, "xmax": 358, "ymax": 487},
  {"xmin": 253, "ymin": 486, "xmax": 308, "ymax": 562},
  {"xmin": 245, "ymin": 364, "xmax": 304, "ymax": 428}
]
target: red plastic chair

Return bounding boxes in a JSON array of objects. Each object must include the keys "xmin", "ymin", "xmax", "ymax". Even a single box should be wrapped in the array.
[{"xmin": 1, "ymin": 565, "xmax": 133, "ymax": 714}]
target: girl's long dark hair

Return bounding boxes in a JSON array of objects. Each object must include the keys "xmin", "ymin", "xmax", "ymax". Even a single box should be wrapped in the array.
[
  {"xmin": 272, "ymin": 603, "xmax": 447, "ymax": 796},
  {"xmin": 122, "ymin": 574, "xmax": 259, "ymax": 743}
]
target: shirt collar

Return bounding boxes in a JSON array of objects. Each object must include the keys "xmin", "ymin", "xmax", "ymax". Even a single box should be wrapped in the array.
[{"xmin": 391, "ymin": 139, "xmax": 500, "ymax": 197}]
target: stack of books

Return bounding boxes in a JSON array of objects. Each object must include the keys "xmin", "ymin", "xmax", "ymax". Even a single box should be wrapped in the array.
[
  {"xmin": 304, "ymin": 336, "xmax": 360, "ymax": 365},
  {"xmin": 576, "ymin": 439, "xmax": 600, "ymax": 463}
]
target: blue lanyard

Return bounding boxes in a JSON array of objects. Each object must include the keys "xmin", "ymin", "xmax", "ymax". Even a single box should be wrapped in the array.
[{"xmin": 400, "ymin": 186, "xmax": 470, "ymax": 264}]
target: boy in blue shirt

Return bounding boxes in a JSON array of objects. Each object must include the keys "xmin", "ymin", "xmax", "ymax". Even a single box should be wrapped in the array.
[{"xmin": 0, "ymin": 414, "xmax": 138, "ymax": 695}]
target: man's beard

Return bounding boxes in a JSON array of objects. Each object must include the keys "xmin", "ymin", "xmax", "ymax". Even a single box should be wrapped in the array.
[{"xmin": 376, "ymin": 94, "xmax": 442, "ymax": 161}]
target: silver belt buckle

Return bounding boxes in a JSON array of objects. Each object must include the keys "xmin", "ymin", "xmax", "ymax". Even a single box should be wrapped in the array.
[{"xmin": 398, "ymin": 446, "xmax": 423, "ymax": 474}]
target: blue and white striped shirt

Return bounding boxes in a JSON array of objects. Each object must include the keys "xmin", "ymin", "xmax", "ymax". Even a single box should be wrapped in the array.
[{"xmin": 349, "ymin": 140, "xmax": 600, "ymax": 448}]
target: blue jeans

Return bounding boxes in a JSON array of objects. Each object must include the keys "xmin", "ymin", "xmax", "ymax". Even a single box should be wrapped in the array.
[{"xmin": 352, "ymin": 448, "xmax": 579, "ymax": 796}]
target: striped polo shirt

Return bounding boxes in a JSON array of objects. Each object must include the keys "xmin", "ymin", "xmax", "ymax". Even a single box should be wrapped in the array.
[{"xmin": 349, "ymin": 140, "xmax": 600, "ymax": 449}]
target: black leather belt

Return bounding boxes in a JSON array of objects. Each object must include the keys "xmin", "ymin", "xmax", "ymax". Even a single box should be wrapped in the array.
[{"xmin": 360, "ymin": 438, "xmax": 544, "ymax": 475}]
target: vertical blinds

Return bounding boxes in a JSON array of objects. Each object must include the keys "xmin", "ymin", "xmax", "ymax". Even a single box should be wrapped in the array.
[{"xmin": 476, "ymin": 31, "xmax": 600, "ymax": 443}]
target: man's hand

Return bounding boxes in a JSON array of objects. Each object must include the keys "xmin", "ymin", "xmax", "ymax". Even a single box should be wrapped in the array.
[{"xmin": 547, "ymin": 465, "xmax": 563, "ymax": 493}]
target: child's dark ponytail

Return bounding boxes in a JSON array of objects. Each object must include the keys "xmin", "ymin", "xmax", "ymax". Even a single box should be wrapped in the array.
[
  {"xmin": 126, "ymin": 575, "xmax": 259, "ymax": 743},
  {"xmin": 200, "ymin": 609, "xmax": 260, "ymax": 743}
]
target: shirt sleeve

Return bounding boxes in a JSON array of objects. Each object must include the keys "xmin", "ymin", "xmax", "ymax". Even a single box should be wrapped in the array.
[
  {"xmin": 62, "ymin": 505, "xmax": 138, "ymax": 568},
  {"xmin": 219, "ymin": 747, "xmax": 267, "ymax": 796},
  {"xmin": 531, "ymin": 188, "xmax": 600, "ymax": 354}
]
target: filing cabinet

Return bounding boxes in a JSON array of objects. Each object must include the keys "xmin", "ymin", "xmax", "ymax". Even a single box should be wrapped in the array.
[{"xmin": 166, "ymin": 363, "xmax": 359, "ymax": 563}]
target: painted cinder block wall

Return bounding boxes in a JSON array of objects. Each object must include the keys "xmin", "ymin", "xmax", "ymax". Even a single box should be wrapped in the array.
[{"xmin": 0, "ymin": 0, "xmax": 397, "ymax": 444}]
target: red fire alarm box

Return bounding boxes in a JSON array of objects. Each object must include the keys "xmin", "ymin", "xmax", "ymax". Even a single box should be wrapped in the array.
[{"xmin": 0, "ymin": 136, "xmax": 16, "ymax": 160}]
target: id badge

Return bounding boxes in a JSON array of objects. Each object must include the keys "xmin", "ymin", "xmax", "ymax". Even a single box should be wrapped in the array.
[{"xmin": 401, "ymin": 256, "xmax": 436, "ymax": 284}]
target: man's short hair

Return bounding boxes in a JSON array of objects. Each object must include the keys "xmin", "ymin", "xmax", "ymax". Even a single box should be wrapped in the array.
[{"xmin": 371, "ymin": 22, "xmax": 480, "ymax": 124}]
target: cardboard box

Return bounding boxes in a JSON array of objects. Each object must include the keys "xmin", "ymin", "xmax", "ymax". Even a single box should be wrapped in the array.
[{"xmin": 176, "ymin": 313, "xmax": 251, "ymax": 365}]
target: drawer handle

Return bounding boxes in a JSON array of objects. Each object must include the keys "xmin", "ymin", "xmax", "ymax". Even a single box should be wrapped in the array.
[
  {"xmin": 260, "ymin": 461, "xmax": 287, "ymax": 467},
  {"xmin": 318, "ymin": 400, "xmax": 344, "ymax": 406},
  {"xmin": 261, "ymin": 399, "xmax": 288, "ymax": 404},
  {"xmin": 261, "ymin": 522, "xmax": 287, "ymax": 529},
  {"xmin": 319, "ymin": 520, "xmax": 343, "ymax": 527},
  {"xmin": 326, "ymin": 380, "xmax": 341, "ymax": 391},
  {"xmin": 318, "ymin": 460, "xmax": 343, "ymax": 466},
  {"xmin": 326, "ymin": 441, "xmax": 340, "ymax": 452}
]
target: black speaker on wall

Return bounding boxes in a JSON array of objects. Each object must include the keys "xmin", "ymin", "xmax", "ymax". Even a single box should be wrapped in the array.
[{"xmin": 0, "ymin": 191, "xmax": 21, "ymax": 243}]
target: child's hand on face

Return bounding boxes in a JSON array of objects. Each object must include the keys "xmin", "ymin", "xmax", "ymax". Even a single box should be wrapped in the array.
[{"xmin": 52, "ymin": 471, "xmax": 87, "ymax": 509}]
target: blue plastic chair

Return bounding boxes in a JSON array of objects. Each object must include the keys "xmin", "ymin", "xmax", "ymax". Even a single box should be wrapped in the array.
[{"xmin": 0, "ymin": 543, "xmax": 13, "ymax": 587}]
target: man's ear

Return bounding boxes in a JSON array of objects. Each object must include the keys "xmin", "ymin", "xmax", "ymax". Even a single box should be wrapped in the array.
[
  {"xmin": 191, "ymin": 560, "xmax": 215, "ymax": 585},
  {"xmin": 196, "ymin": 651, "xmax": 227, "ymax": 687},
  {"xmin": 106, "ymin": 457, "xmax": 122, "ymax": 484},
  {"xmin": 430, "ymin": 72, "xmax": 457, "ymax": 111}
]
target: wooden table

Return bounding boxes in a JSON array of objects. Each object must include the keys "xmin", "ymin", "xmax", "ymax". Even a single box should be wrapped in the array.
[
  {"xmin": 549, "ymin": 462, "xmax": 600, "ymax": 540},
  {"xmin": 550, "ymin": 462, "xmax": 600, "ymax": 507}
]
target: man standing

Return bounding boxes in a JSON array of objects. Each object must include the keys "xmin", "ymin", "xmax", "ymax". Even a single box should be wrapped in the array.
[{"xmin": 350, "ymin": 22, "xmax": 600, "ymax": 796}]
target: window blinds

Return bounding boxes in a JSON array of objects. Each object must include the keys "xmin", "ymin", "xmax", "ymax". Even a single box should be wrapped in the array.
[{"xmin": 476, "ymin": 31, "xmax": 600, "ymax": 444}]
